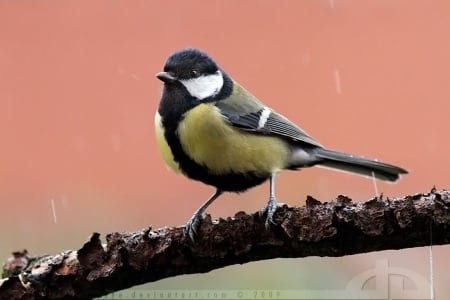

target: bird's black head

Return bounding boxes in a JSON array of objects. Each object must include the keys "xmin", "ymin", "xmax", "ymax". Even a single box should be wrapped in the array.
[
  {"xmin": 157, "ymin": 48, "xmax": 232, "ymax": 102},
  {"xmin": 161, "ymin": 48, "xmax": 219, "ymax": 81}
]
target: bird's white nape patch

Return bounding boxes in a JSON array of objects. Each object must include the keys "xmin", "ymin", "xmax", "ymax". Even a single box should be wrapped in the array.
[
  {"xmin": 180, "ymin": 70, "xmax": 224, "ymax": 100},
  {"xmin": 257, "ymin": 107, "xmax": 272, "ymax": 129}
]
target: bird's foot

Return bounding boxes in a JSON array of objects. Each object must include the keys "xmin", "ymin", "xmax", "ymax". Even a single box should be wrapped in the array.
[
  {"xmin": 259, "ymin": 196, "xmax": 278, "ymax": 229},
  {"xmin": 185, "ymin": 213, "xmax": 202, "ymax": 241}
]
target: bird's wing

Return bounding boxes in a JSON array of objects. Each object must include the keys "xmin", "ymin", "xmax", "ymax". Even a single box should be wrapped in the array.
[
  {"xmin": 220, "ymin": 107, "xmax": 322, "ymax": 147},
  {"xmin": 215, "ymin": 81, "xmax": 322, "ymax": 147}
]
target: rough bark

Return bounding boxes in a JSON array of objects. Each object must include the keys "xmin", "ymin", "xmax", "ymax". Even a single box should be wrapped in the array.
[{"xmin": 1, "ymin": 188, "xmax": 449, "ymax": 300}]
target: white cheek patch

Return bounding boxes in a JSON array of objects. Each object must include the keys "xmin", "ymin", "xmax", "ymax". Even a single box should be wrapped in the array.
[{"xmin": 180, "ymin": 71, "xmax": 224, "ymax": 100}]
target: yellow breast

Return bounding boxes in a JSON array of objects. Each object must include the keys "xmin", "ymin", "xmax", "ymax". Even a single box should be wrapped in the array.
[{"xmin": 177, "ymin": 103, "xmax": 289, "ymax": 175}]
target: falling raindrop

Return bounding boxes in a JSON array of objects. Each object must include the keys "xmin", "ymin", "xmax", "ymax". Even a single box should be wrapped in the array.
[
  {"xmin": 50, "ymin": 198, "xmax": 57, "ymax": 224},
  {"xmin": 334, "ymin": 69, "xmax": 342, "ymax": 94}
]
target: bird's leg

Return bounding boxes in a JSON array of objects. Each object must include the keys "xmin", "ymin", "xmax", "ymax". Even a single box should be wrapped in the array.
[
  {"xmin": 185, "ymin": 189, "xmax": 223, "ymax": 241},
  {"xmin": 259, "ymin": 173, "xmax": 278, "ymax": 229}
]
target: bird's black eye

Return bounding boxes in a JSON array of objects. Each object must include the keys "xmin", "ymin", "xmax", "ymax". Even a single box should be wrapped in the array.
[{"xmin": 191, "ymin": 70, "xmax": 199, "ymax": 77}]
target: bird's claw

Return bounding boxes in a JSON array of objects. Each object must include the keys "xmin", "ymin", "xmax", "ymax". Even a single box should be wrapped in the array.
[
  {"xmin": 259, "ymin": 196, "xmax": 278, "ymax": 229},
  {"xmin": 185, "ymin": 213, "xmax": 202, "ymax": 241}
]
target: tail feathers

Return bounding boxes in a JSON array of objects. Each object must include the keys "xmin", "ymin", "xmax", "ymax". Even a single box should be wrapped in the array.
[{"xmin": 314, "ymin": 148, "xmax": 408, "ymax": 182}]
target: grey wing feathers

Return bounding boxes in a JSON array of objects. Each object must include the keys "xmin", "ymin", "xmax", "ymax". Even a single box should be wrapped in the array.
[
  {"xmin": 262, "ymin": 111, "xmax": 322, "ymax": 146},
  {"xmin": 220, "ymin": 108, "xmax": 322, "ymax": 147},
  {"xmin": 215, "ymin": 81, "xmax": 322, "ymax": 147}
]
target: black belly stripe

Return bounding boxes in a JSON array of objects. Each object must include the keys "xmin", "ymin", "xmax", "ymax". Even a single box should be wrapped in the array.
[{"xmin": 162, "ymin": 122, "xmax": 269, "ymax": 192}]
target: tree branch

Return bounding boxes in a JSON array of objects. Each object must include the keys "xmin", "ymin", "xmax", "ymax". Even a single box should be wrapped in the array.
[{"xmin": 2, "ymin": 188, "xmax": 449, "ymax": 299}]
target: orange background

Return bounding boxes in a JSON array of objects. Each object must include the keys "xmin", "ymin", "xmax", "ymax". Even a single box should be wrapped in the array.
[{"xmin": 1, "ymin": 0, "xmax": 449, "ymax": 297}]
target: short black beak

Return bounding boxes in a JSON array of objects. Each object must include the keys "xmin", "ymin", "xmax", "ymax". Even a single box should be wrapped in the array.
[{"xmin": 156, "ymin": 71, "xmax": 177, "ymax": 83}]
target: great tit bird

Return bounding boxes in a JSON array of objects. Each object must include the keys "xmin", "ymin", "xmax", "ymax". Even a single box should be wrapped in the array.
[{"xmin": 155, "ymin": 48, "xmax": 407, "ymax": 240}]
